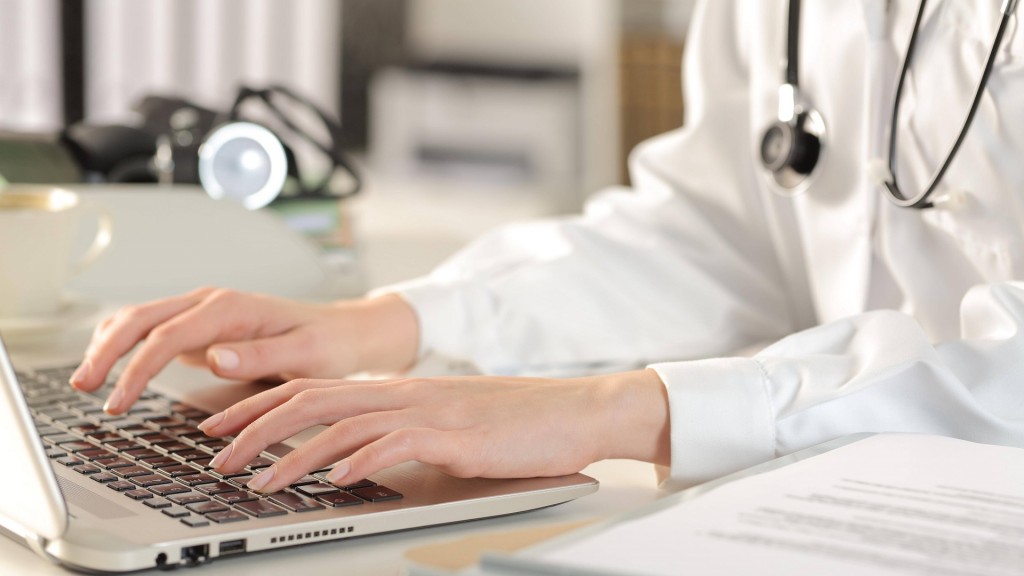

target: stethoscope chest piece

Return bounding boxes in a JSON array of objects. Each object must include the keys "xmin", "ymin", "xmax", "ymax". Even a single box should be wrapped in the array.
[
  {"xmin": 765, "ymin": 0, "xmax": 1018, "ymax": 208},
  {"xmin": 760, "ymin": 103, "xmax": 826, "ymax": 193}
]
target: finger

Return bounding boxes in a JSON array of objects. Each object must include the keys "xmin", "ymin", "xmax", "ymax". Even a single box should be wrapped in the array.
[
  {"xmin": 324, "ymin": 428, "xmax": 455, "ymax": 487},
  {"xmin": 176, "ymin": 349, "xmax": 209, "ymax": 368},
  {"xmin": 207, "ymin": 384, "xmax": 353, "ymax": 472},
  {"xmin": 198, "ymin": 378, "xmax": 354, "ymax": 437},
  {"xmin": 71, "ymin": 288, "xmax": 215, "ymax": 392},
  {"xmin": 104, "ymin": 291, "xmax": 257, "ymax": 413},
  {"xmin": 244, "ymin": 411, "xmax": 411, "ymax": 493},
  {"xmin": 201, "ymin": 378, "xmax": 409, "ymax": 436},
  {"xmin": 205, "ymin": 327, "xmax": 339, "ymax": 381},
  {"xmin": 207, "ymin": 381, "xmax": 406, "ymax": 471}
]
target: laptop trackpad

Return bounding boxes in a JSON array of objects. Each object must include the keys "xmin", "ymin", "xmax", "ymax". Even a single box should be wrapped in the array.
[{"xmin": 56, "ymin": 476, "xmax": 137, "ymax": 520}]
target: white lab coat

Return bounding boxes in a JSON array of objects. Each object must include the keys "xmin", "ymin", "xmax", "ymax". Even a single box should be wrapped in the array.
[{"xmin": 380, "ymin": 0, "xmax": 1024, "ymax": 489}]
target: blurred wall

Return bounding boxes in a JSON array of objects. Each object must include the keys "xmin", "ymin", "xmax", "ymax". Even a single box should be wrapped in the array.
[{"xmin": 0, "ymin": 0, "xmax": 63, "ymax": 130}]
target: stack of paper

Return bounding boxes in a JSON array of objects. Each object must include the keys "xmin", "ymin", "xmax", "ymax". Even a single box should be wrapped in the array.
[{"xmin": 412, "ymin": 434, "xmax": 1024, "ymax": 576}]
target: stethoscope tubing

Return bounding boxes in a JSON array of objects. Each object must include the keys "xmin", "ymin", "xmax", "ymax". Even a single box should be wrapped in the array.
[{"xmin": 883, "ymin": 0, "xmax": 1015, "ymax": 208}]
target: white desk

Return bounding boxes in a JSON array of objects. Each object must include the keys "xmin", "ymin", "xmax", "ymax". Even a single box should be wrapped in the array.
[{"xmin": 2, "ymin": 188, "xmax": 664, "ymax": 575}]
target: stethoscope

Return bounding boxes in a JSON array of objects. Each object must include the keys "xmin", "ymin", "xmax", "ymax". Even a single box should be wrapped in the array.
[{"xmin": 760, "ymin": 0, "xmax": 1019, "ymax": 209}]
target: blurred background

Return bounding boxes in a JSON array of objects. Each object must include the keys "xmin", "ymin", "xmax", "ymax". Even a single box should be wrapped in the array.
[{"xmin": 0, "ymin": 0, "xmax": 695, "ymax": 297}]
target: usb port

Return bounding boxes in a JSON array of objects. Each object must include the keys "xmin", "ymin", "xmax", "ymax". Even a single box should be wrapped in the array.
[{"xmin": 219, "ymin": 539, "xmax": 246, "ymax": 556}]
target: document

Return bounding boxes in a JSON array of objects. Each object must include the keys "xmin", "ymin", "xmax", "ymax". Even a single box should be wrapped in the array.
[{"xmin": 494, "ymin": 434, "xmax": 1024, "ymax": 576}]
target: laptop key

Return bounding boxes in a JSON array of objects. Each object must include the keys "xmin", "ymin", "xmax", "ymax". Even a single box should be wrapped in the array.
[
  {"xmin": 163, "ymin": 465, "xmax": 200, "ymax": 478},
  {"xmin": 177, "ymin": 431, "xmax": 208, "ymax": 442},
  {"xmin": 47, "ymin": 411, "xmax": 80, "ymax": 421},
  {"xmin": 58, "ymin": 441, "xmax": 94, "ymax": 453},
  {"xmin": 313, "ymin": 474, "xmax": 375, "ymax": 491},
  {"xmin": 338, "ymin": 479, "xmax": 376, "ymax": 491},
  {"xmin": 131, "ymin": 474, "xmax": 171, "ymax": 488},
  {"xmin": 316, "ymin": 491, "xmax": 363, "ymax": 508},
  {"xmin": 44, "ymin": 448, "xmax": 67, "ymax": 459},
  {"xmin": 350, "ymin": 486, "xmax": 403, "ymax": 503},
  {"xmin": 143, "ymin": 434, "xmax": 178, "ymax": 446},
  {"xmin": 106, "ymin": 440, "xmax": 136, "ymax": 452},
  {"xmin": 103, "ymin": 418, "xmax": 140, "ymax": 430},
  {"xmin": 246, "ymin": 456, "xmax": 275, "ymax": 470},
  {"xmin": 61, "ymin": 419, "xmax": 95, "ymax": 429},
  {"xmin": 104, "ymin": 458, "xmax": 134, "ymax": 469},
  {"xmin": 57, "ymin": 457, "xmax": 84, "ymax": 467},
  {"xmin": 214, "ymin": 491, "xmax": 258, "ymax": 505},
  {"xmin": 227, "ymin": 475, "xmax": 255, "ymax": 488},
  {"xmin": 169, "ymin": 493, "xmax": 210, "ymax": 506},
  {"xmin": 196, "ymin": 482, "xmax": 236, "ymax": 495},
  {"xmin": 124, "ymin": 489, "xmax": 154, "ymax": 500},
  {"xmin": 123, "ymin": 448, "xmax": 161, "ymax": 460},
  {"xmin": 137, "ymin": 452, "xmax": 174, "ymax": 464},
  {"xmin": 206, "ymin": 510, "xmax": 248, "ymax": 524},
  {"xmin": 180, "ymin": 517, "xmax": 209, "ymax": 528},
  {"xmin": 146, "ymin": 457, "xmax": 180, "ymax": 469},
  {"xmin": 296, "ymin": 484, "xmax": 341, "ymax": 497},
  {"xmin": 147, "ymin": 416, "xmax": 185, "ymax": 428},
  {"xmin": 143, "ymin": 497, "xmax": 173, "ymax": 509},
  {"xmin": 113, "ymin": 466, "xmax": 151, "ymax": 478},
  {"xmin": 161, "ymin": 506, "xmax": 191, "ymax": 519},
  {"xmin": 268, "ymin": 492, "xmax": 325, "ymax": 513},
  {"xmin": 150, "ymin": 484, "xmax": 191, "ymax": 497},
  {"xmin": 235, "ymin": 500, "xmax": 288, "ymax": 518},
  {"xmin": 200, "ymin": 440, "xmax": 230, "ymax": 451},
  {"xmin": 73, "ymin": 464, "xmax": 101, "ymax": 475},
  {"xmin": 121, "ymin": 426, "xmax": 160, "ymax": 438},
  {"xmin": 107, "ymin": 481, "xmax": 136, "ymax": 492},
  {"xmin": 179, "ymin": 473, "xmax": 218, "ymax": 487},
  {"xmin": 91, "ymin": 473, "xmax": 118, "ymax": 483},
  {"xmin": 44, "ymin": 434, "xmax": 79, "ymax": 445},
  {"xmin": 164, "ymin": 425, "xmax": 197, "ymax": 438},
  {"xmin": 177, "ymin": 450, "xmax": 211, "ymax": 462},
  {"xmin": 85, "ymin": 431, "xmax": 122, "ymax": 443},
  {"xmin": 186, "ymin": 501, "xmax": 229, "ymax": 515}
]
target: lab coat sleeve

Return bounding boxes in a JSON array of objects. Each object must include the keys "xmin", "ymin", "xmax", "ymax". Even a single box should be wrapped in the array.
[
  {"xmin": 377, "ymin": 0, "xmax": 793, "ymax": 375},
  {"xmin": 651, "ymin": 282, "xmax": 1024, "ymax": 490}
]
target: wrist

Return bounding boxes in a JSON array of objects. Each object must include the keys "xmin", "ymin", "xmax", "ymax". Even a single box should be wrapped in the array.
[
  {"xmin": 336, "ymin": 293, "xmax": 420, "ymax": 374},
  {"xmin": 592, "ymin": 369, "xmax": 671, "ymax": 466}
]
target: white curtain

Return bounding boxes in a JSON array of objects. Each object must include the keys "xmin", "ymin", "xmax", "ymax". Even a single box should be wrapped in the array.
[
  {"xmin": 0, "ymin": 0, "xmax": 63, "ymax": 130},
  {"xmin": 85, "ymin": 0, "xmax": 342, "ymax": 123}
]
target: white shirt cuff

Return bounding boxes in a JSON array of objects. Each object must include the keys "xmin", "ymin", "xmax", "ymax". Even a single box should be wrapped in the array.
[{"xmin": 649, "ymin": 357, "xmax": 777, "ymax": 490}]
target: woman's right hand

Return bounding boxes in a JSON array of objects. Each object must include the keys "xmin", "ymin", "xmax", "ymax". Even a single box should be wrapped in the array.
[{"xmin": 68, "ymin": 287, "xmax": 420, "ymax": 415}]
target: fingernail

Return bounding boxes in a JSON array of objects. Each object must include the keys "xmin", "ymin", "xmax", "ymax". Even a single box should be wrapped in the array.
[
  {"xmin": 326, "ymin": 460, "xmax": 351, "ymax": 485},
  {"xmin": 103, "ymin": 387, "xmax": 124, "ymax": 414},
  {"xmin": 69, "ymin": 359, "xmax": 91, "ymax": 389},
  {"xmin": 197, "ymin": 412, "xmax": 224, "ymax": 433},
  {"xmin": 247, "ymin": 465, "xmax": 276, "ymax": 492},
  {"xmin": 209, "ymin": 442, "xmax": 233, "ymax": 469},
  {"xmin": 210, "ymin": 348, "xmax": 240, "ymax": 371}
]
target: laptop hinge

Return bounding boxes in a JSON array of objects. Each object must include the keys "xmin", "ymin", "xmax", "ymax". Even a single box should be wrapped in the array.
[{"xmin": 0, "ymin": 515, "xmax": 61, "ymax": 566}]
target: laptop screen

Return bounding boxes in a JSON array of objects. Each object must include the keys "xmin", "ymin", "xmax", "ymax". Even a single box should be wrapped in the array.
[{"xmin": 0, "ymin": 335, "xmax": 67, "ymax": 542}]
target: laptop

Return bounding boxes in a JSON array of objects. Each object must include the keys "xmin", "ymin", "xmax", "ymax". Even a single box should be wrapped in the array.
[{"xmin": 0, "ymin": 335, "xmax": 598, "ymax": 572}]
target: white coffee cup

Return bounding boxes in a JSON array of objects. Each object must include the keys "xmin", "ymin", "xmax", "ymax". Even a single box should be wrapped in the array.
[{"xmin": 0, "ymin": 186, "xmax": 112, "ymax": 318}]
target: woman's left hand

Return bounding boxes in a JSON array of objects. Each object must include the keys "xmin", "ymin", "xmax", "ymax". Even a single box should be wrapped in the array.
[{"xmin": 198, "ymin": 370, "xmax": 670, "ymax": 493}]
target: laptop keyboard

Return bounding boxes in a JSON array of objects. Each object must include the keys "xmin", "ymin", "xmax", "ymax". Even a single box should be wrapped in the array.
[{"xmin": 18, "ymin": 366, "xmax": 403, "ymax": 529}]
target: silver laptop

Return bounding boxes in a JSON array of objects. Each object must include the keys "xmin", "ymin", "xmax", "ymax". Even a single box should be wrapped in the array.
[{"xmin": 0, "ymin": 335, "xmax": 598, "ymax": 572}]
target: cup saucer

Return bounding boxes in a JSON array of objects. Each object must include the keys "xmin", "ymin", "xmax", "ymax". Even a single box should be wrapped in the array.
[{"xmin": 0, "ymin": 297, "xmax": 103, "ymax": 343}]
